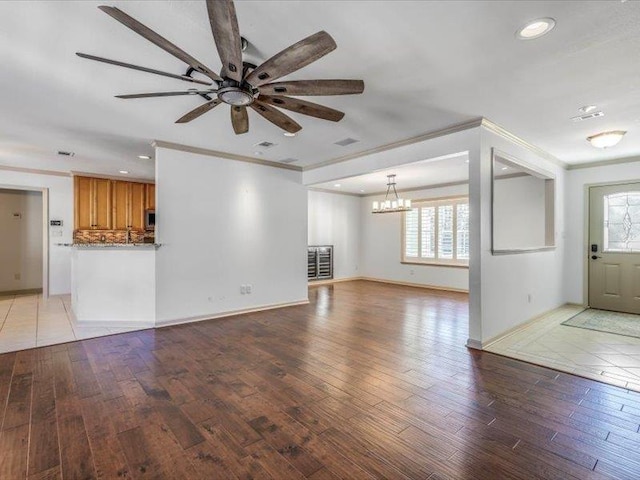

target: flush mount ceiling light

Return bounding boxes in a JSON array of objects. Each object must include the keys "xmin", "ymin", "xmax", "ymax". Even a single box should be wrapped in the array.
[
  {"xmin": 516, "ymin": 18, "xmax": 556, "ymax": 40},
  {"xmin": 372, "ymin": 175, "xmax": 412, "ymax": 214},
  {"xmin": 283, "ymin": 132, "xmax": 296, "ymax": 137},
  {"xmin": 587, "ymin": 130, "xmax": 627, "ymax": 148},
  {"xmin": 579, "ymin": 105, "xmax": 598, "ymax": 114}
]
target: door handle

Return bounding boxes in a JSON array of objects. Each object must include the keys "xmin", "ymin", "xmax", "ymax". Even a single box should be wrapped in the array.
[{"xmin": 591, "ymin": 255, "xmax": 602, "ymax": 260}]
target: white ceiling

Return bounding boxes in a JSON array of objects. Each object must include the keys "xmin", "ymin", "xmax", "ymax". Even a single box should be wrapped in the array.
[{"xmin": 0, "ymin": 1, "xmax": 639, "ymax": 178}]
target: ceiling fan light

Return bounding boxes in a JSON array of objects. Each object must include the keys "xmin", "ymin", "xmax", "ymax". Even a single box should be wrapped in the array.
[
  {"xmin": 587, "ymin": 130, "xmax": 626, "ymax": 148},
  {"xmin": 218, "ymin": 87, "xmax": 254, "ymax": 106}
]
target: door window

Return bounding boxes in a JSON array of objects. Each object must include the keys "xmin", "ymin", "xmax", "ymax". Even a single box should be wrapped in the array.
[{"xmin": 604, "ymin": 192, "xmax": 640, "ymax": 252}]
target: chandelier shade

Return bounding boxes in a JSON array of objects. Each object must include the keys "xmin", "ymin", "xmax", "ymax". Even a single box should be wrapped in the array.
[{"xmin": 372, "ymin": 174, "xmax": 412, "ymax": 214}]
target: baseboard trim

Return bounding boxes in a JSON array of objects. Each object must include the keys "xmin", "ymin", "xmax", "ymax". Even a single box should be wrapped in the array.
[
  {"xmin": 466, "ymin": 339, "xmax": 483, "ymax": 350},
  {"xmin": 308, "ymin": 277, "xmax": 361, "ymax": 286},
  {"xmin": 0, "ymin": 288, "xmax": 43, "ymax": 297},
  {"xmin": 156, "ymin": 299, "xmax": 310, "ymax": 328},
  {"xmin": 481, "ymin": 302, "xmax": 577, "ymax": 350},
  {"xmin": 359, "ymin": 277, "xmax": 469, "ymax": 293},
  {"xmin": 69, "ymin": 307, "xmax": 155, "ymax": 329}
]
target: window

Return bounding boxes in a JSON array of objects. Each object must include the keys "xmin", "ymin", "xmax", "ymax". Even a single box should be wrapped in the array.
[
  {"xmin": 403, "ymin": 197, "xmax": 469, "ymax": 265},
  {"xmin": 604, "ymin": 192, "xmax": 640, "ymax": 252}
]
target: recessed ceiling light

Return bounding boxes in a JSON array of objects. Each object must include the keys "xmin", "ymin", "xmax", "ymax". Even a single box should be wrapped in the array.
[
  {"xmin": 501, "ymin": 166, "xmax": 509, "ymax": 171},
  {"xmin": 516, "ymin": 18, "xmax": 555, "ymax": 40},
  {"xmin": 254, "ymin": 151, "xmax": 263, "ymax": 156},
  {"xmin": 464, "ymin": 159, "xmax": 470, "ymax": 164},
  {"xmin": 119, "ymin": 170, "xmax": 129, "ymax": 174},
  {"xmin": 334, "ymin": 184, "xmax": 341, "ymax": 187},
  {"xmin": 138, "ymin": 155, "xmax": 152, "ymax": 160},
  {"xmin": 360, "ymin": 189, "xmax": 365, "ymax": 193},
  {"xmin": 587, "ymin": 130, "xmax": 626, "ymax": 149},
  {"xmin": 579, "ymin": 105, "xmax": 598, "ymax": 114},
  {"xmin": 283, "ymin": 132, "xmax": 296, "ymax": 137}
]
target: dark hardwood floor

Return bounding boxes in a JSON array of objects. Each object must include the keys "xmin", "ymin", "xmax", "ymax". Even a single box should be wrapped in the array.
[{"xmin": 2, "ymin": 280, "xmax": 640, "ymax": 479}]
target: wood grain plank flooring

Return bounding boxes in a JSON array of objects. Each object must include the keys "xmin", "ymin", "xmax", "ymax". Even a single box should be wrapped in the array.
[{"xmin": 1, "ymin": 280, "xmax": 640, "ymax": 479}]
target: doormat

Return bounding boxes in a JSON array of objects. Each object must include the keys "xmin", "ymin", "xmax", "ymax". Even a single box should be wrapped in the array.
[{"xmin": 562, "ymin": 308, "xmax": 640, "ymax": 339}]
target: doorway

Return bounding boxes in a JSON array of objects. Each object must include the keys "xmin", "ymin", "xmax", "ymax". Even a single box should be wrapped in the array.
[
  {"xmin": 588, "ymin": 182, "xmax": 640, "ymax": 314},
  {"xmin": 0, "ymin": 188, "xmax": 46, "ymax": 296}
]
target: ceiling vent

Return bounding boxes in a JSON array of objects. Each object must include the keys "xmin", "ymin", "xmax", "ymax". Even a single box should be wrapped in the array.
[
  {"xmin": 57, "ymin": 151, "xmax": 75, "ymax": 157},
  {"xmin": 280, "ymin": 158, "xmax": 299, "ymax": 164},
  {"xmin": 334, "ymin": 137, "xmax": 359, "ymax": 147},
  {"xmin": 255, "ymin": 141, "xmax": 277, "ymax": 149},
  {"xmin": 571, "ymin": 111, "xmax": 604, "ymax": 122}
]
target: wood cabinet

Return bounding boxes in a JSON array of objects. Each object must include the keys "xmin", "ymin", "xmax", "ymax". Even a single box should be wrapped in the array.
[
  {"xmin": 74, "ymin": 176, "xmax": 112, "ymax": 229},
  {"xmin": 145, "ymin": 184, "xmax": 156, "ymax": 211},
  {"xmin": 74, "ymin": 176, "xmax": 155, "ymax": 231}
]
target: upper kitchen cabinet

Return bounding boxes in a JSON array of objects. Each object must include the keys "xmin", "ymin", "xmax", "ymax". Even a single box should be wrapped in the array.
[
  {"xmin": 130, "ymin": 182, "xmax": 145, "ymax": 230},
  {"xmin": 74, "ymin": 176, "xmax": 111, "ymax": 230},
  {"xmin": 145, "ymin": 183, "xmax": 155, "ymax": 211},
  {"xmin": 74, "ymin": 176, "xmax": 155, "ymax": 231}
]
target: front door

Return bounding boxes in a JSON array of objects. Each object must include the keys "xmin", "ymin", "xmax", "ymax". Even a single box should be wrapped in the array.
[{"xmin": 589, "ymin": 183, "xmax": 640, "ymax": 314}]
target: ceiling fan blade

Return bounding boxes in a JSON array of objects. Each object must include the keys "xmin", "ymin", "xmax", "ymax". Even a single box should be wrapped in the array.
[
  {"xmin": 259, "ymin": 79, "xmax": 364, "ymax": 96},
  {"xmin": 76, "ymin": 53, "xmax": 213, "ymax": 86},
  {"xmin": 175, "ymin": 99, "xmax": 223, "ymax": 123},
  {"xmin": 206, "ymin": 0, "xmax": 243, "ymax": 82},
  {"xmin": 245, "ymin": 31, "xmax": 336, "ymax": 87},
  {"xmin": 230, "ymin": 106, "xmax": 249, "ymax": 134},
  {"xmin": 259, "ymin": 95, "xmax": 344, "ymax": 122},
  {"xmin": 98, "ymin": 6, "xmax": 223, "ymax": 82},
  {"xmin": 115, "ymin": 91, "xmax": 215, "ymax": 99},
  {"xmin": 250, "ymin": 101, "xmax": 302, "ymax": 133}
]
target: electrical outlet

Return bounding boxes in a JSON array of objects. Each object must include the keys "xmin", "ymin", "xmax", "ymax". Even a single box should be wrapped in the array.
[
  {"xmin": 240, "ymin": 285, "xmax": 247, "ymax": 294},
  {"xmin": 410, "ymin": 269, "xmax": 415, "ymax": 275},
  {"xmin": 246, "ymin": 284, "xmax": 252, "ymax": 294},
  {"xmin": 527, "ymin": 294, "xmax": 532, "ymax": 303},
  {"xmin": 14, "ymin": 273, "xmax": 20, "ymax": 280}
]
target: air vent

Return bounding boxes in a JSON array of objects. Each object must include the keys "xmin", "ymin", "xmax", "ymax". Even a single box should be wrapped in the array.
[
  {"xmin": 334, "ymin": 137, "xmax": 359, "ymax": 147},
  {"xmin": 280, "ymin": 158, "xmax": 298, "ymax": 164},
  {"xmin": 571, "ymin": 111, "xmax": 604, "ymax": 122},
  {"xmin": 57, "ymin": 150, "xmax": 75, "ymax": 157},
  {"xmin": 255, "ymin": 141, "xmax": 277, "ymax": 148}
]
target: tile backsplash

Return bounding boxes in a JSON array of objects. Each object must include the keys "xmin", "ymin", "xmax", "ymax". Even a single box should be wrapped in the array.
[{"xmin": 74, "ymin": 230, "xmax": 154, "ymax": 244}]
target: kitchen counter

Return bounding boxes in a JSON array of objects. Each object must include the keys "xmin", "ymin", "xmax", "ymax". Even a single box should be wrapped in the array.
[{"xmin": 58, "ymin": 243, "xmax": 160, "ymax": 249}]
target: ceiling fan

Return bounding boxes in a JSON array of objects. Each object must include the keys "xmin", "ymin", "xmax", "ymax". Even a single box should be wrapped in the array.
[{"xmin": 76, "ymin": 0, "xmax": 365, "ymax": 135}]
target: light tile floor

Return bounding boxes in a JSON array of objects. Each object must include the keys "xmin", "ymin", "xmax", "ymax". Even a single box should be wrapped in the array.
[
  {"xmin": 486, "ymin": 304, "xmax": 640, "ymax": 393},
  {"xmin": 0, "ymin": 293, "xmax": 144, "ymax": 354}
]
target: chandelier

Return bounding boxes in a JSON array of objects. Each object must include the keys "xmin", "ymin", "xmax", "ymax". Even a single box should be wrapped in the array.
[{"xmin": 371, "ymin": 174, "xmax": 412, "ymax": 214}]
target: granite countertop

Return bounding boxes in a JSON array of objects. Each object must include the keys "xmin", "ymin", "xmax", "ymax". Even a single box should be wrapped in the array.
[{"xmin": 57, "ymin": 243, "xmax": 161, "ymax": 248}]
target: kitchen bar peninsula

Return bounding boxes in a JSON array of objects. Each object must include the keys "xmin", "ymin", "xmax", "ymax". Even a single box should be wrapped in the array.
[{"xmin": 69, "ymin": 243, "xmax": 159, "ymax": 327}]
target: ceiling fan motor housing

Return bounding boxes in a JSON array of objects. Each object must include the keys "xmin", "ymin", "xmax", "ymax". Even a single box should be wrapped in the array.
[{"xmin": 217, "ymin": 79, "xmax": 257, "ymax": 106}]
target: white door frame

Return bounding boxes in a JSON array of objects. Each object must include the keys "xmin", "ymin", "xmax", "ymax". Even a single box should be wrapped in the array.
[
  {"xmin": 582, "ymin": 178, "xmax": 640, "ymax": 308},
  {"xmin": 0, "ymin": 184, "xmax": 49, "ymax": 298}
]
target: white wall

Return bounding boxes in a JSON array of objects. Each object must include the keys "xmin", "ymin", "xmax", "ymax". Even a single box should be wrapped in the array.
[
  {"xmin": 308, "ymin": 190, "xmax": 360, "ymax": 280},
  {"xmin": 155, "ymin": 148, "xmax": 308, "ymax": 324},
  {"xmin": 360, "ymin": 184, "xmax": 469, "ymax": 291},
  {"xmin": 564, "ymin": 159, "xmax": 640, "ymax": 305},
  {"xmin": 0, "ymin": 169, "xmax": 73, "ymax": 295},
  {"xmin": 493, "ymin": 175, "xmax": 547, "ymax": 250},
  {"xmin": 474, "ymin": 129, "xmax": 566, "ymax": 344},
  {"xmin": 0, "ymin": 189, "xmax": 43, "ymax": 292}
]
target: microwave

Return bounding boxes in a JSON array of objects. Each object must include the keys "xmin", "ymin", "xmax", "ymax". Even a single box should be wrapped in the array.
[{"xmin": 145, "ymin": 210, "xmax": 155, "ymax": 230}]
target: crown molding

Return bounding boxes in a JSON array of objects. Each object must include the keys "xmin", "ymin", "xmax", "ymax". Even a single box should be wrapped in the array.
[
  {"xmin": 566, "ymin": 155, "xmax": 640, "ymax": 170},
  {"xmin": 479, "ymin": 118, "xmax": 567, "ymax": 169},
  {"xmin": 307, "ymin": 187, "xmax": 362, "ymax": 198},
  {"xmin": 70, "ymin": 171, "xmax": 154, "ymax": 184},
  {"xmin": 152, "ymin": 140, "xmax": 302, "ymax": 172},
  {"xmin": 0, "ymin": 164, "xmax": 70, "ymax": 177},
  {"xmin": 302, "ymin": 118, "xmax": 484, "ymax": 172}
]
